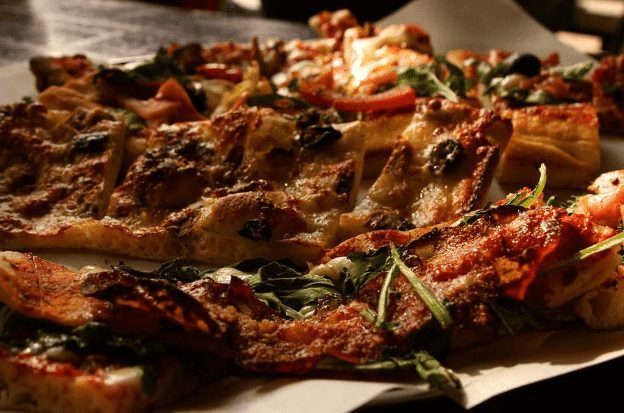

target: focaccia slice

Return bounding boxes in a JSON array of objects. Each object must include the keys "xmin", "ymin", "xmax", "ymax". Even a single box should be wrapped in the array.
[
  {"xmin": 339, "ymin": 98, "xmax": 512, "ymax": 241},
  {"xmin": 0, "ymin": 102, "xmax": 125, "ymax": 244},
  {"xmin": 496, "ymin": 103, "xmax": 600, "ymax": 188},
  {"xmin": 2, "ymin": 106, "xmax": 365, "ymax": 266}
]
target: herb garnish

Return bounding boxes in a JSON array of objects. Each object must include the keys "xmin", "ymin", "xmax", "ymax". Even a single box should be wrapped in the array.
[
  {"xmin": 397, "ymin": 54, "xmax": 471, "ymax": 102},
  {"xmin": 94, "ymin": 47, "xmax": 185, "ymax": 85},
  {"xmin": 451, "ymin": 163, "xmax": 547, "ymax": 227},
  {"xmin": 354, "ymin": 350, "xmax": 461, "ymax": 389},
  {"xmin": 553, "ymin": 60, "xmax": 595, "ymax": 81},
  {"xmin": 390, "ymin": 245, "xmax": 452, "ymax": 329},
  {"xmin": 538, "ymin": 230, "xmax": 624, "ymax": 276}
]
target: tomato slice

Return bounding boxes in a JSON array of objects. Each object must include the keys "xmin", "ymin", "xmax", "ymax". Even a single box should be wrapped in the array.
[
  {"xmin": 299, "ymin": 84, "xmax": 416, "ymax": 112},
  {"xmin": 118, "ymin": 77, "xmax": 206, "ymax": 124},
  {"xmin": 195, "ymin": 63, "xmax": 243, "ymax": 83}
]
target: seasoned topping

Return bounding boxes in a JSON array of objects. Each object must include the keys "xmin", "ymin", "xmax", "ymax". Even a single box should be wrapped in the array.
[{"xmin": 426, "ymin": 139, "xmax": 463, "ymax": 174}]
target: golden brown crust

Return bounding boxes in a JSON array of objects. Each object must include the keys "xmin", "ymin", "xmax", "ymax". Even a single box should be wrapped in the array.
[
  {"xmin": 0, "ymin": 103, "xmax": 125, "ymax": 243},
  {"xmin": 0, "ymin": 349, "xmax": 202, "ymax": 413},
  {"xmin": 338, "ymin": 99, "xmax": 510, "ymax": 241},
  {"xmin": 496, "ymin": 103, "xmax": 601, "ymax": 188}
]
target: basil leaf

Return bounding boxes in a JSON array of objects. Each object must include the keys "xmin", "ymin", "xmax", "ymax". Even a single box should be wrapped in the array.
[
  {"xmin": 112, "ymin": 108, "xmax": 147, "ymax": 131},
  {"xmin": 397, "ymin": 64, "xmax": 460, "ymax": 102},
  {"xmin": 113, "ymin": 259, "xmax": 203, "ymax": 283},
  {"xmin": 338, "ymin": 245, "xmax": 395, "ymax": 297},
  {"xmin": 553, "ymin": 60, "xmax": 594, "ymax": 81},
  {"xmin": 246, "ymin": 261, "xmax": 338, "ymax": 318},
  {"xmin": 94, "ymin": 47, "xmax": 185, "ymax": 85}
]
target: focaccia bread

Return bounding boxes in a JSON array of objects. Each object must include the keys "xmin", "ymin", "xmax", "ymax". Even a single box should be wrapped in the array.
[
  {"xmin": 338, "ymin": 98, "xmax": 512, "ymax": 241},
  {"xmin": 1, "ymin": 104, "xmax": 366, "ymax": 266},
  {"xmin": 496, "ymin": 103, "xmax": 600, "ymax": 188},
  {"xmin": 0, "ymin": 102, "xmax": 125, "ymax": 233}
]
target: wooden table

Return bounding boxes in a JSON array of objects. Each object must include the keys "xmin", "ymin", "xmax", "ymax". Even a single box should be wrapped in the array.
[{"xmin": 0, "ymin": 1, "xmax": 622, "ymax": 412}]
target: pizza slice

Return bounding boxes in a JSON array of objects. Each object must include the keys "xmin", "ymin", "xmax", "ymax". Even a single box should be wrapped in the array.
[
  {"xmin": 495, "ymin": 103, "xmax": 601, "ymax": 189},
  {"xmin": 590, "ymin": 53, "xmax": 624, "ymax": 136},
  {"xmin": 446, "ymin": 49, "xmax": 601, "ymax": 188},
  {"xmin": 1, "ymin": 105, "xmax": 366, "ymax": 267},
  {"xmin": 0, "ymin": 102, "xmax": 125, "ymax": 244},
  {"xmin": 338, "ymin": 98, "xmax": 512, "ymax": 241},
  {"xmin": 0, "ymin": 173, "xmax": 622, "ymax": 412},
  {"xmin": 0, "ymin": 251, "xmax": 229, "ymax": 413}
]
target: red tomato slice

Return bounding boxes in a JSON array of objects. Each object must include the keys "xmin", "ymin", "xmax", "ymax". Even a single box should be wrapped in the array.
[
  {"xmin": 299, "ymin": 84, "xmax": 416, "ymax": 112},
  {"xmin": 195, "ymin": 63, "xmax": 243, "ymax": 83}
]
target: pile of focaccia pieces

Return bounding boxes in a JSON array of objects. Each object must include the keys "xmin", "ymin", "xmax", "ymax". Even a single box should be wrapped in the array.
[{"xmin": 2, "ymin": 8, "xmax": 624, "ymax": 413}]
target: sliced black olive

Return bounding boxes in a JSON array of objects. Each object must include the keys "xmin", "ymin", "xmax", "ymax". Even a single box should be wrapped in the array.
[
  {"xmin": 502, "ymin": 53, "xmax": 541, "ymax": 77},
  {"xmin": 238, "ymin": 218, "xmax": 272, "ymax": 241},
  {"xmin": 367, "ymin": 212, "xmax": 416, "ymax": 231},
  {"xmin": 335, "ymin": 171, "xmax": 354, "ymax": 195},
  {"xmin": 427, "ymin": 139, "xmax": 463, "ymax": 174},
  {"xmin": 299, "ymin": 124, "xmax": 342, "ymax": 148},
  {"xmin": 71, "ymin": 132, "xmax": 109, "ymax": 154}
]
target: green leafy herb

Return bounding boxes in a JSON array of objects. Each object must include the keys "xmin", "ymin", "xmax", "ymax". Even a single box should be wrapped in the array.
[
  {"xmin": 355, "ymin": 350, "xmax": 460, "ymax": 389},
  {"xmin": 246, "ymin": 93, "xmax": 310, "ymax": 108},
  {"xmin": 113, "ymin": 259, "xmax": 203, "ymax": 283},
  {"xmin": 337, "ymin": 246, "xmax": 395, "ymax": 297},
  {"xmin": 242, "ymin": 260, "xmax": 338, "ymax": 319},
  {"xmin": 374, "ymin": 264, "xmax": 400, "ymax": 329},
  {"xmin": 538, "ymin": 230, "xmax": 624, "ymax": 276},
  {"xmin": 487, "ymin": 296, "xmax": 579, "ymax": 336},
  {"xmin": 451, "ymin": 163, "xmax": 547, "ymax": 227},
  {"xmin": 390, "ymin": 245, "xmax": 452, "ymax": 329},
  {"xmin": 237, "ymin": 218, "xmax": 272, "ymax": 241},
  {"xmin": 553, "ymin": 60, "xmax": 594, "ymax": 81},
  {"xmin": 517, "ymin": 163, "xmax": 547, "ymax": 208},
  {"xmin": 434, "ymin": 54, "xmax": 473, "ymax": 96},
  {"xmin": 113, "ymin": 108, "xmax": 147, "ymax": 131},
  {"xmin": 287, "ymin": 77, "xmax": 300, "ymax": 92},
  {"xmin": 94, "ymin": 48, "xmax": 185, "ymax": 85},
  {"xmin": 397, "ymin": 63, "xmax": 460, "ymax": 102}
]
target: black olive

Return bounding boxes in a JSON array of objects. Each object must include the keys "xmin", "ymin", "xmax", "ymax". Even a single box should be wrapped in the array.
[
  {"xmin": 71, "ymin": 132, "xmax": 109, "ymax": 154},
  {"xmin": 427, "ymin": 139, "xmax": 463, "ymax": 174},
  {"xmin": 299, "ymin": 124, "xmax": 342, "ymax": 148},
  {"xmin": 238, "ymin": 218, "xmax": 272, "ymax": 241},
  {"xmin": 367, "ymin": 212, "xmax": 416, "ymax": 231},
  {"xmin": 501, "ymin": 53, "xmax": 541, "ymax": 77}
]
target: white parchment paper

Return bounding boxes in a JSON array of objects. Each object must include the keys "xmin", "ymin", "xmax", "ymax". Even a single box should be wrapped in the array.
[{"xmin": 2, "ymin": 1, "xmax": 624, "ymax": 412}]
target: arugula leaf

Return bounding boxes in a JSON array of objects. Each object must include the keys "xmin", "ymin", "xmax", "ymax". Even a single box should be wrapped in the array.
[
  {"xmin": 517, "ymin": 163, "xmax": 547, "ymax": 208},
  {"xmin": 374, "ymin": 264, "xmax": 400, "ymax": 329},
  {"xmin": 355, "ymin": 350, "xmax": 461, "ymax": 389},
  {"xmin": 538, "ymin": 230, "xmax": 624, "ymax": 276},
  {"xmin": 390, "ymin": 245, "xmax": 452, "ymax": 329},
  {"xmin": 451, "ymin": 163, "xmax": 547, "ymax": 227}
]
